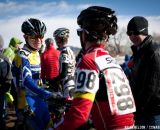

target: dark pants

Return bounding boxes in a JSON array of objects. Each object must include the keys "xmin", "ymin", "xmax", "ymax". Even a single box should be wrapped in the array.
[
  {"xmin": 0, "ymin": 94, "xmax": 6, "ymax": 129},
  {"xmin": 10, "ymin": 80, "xmax": 17, "ymax": 108}
]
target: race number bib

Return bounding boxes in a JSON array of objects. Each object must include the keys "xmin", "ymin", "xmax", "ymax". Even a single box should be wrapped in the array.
[
  {"xmin": 104, "ymin": 68, "xmax": 136, "ymax": 115},
  {"xmin": 95, "ymin": 55, "xmax": 136, "ymax": 115},
  {"xmin": 75, "ymin": 69, "xmax": 99, "ymax": 94}
]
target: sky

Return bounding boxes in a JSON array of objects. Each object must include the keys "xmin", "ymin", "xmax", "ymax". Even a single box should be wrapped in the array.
[{"xmin": 0, "ymin": 0, "xmax": 160, "ymax": 48}]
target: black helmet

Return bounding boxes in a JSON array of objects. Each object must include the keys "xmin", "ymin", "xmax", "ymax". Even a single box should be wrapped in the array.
[
  {"xmin": 53, "ymin": 28, "xmax": 69, "ymax": 39},
  {"xmin": 21, "ymin": 18, "xmax": 47, "ymax": 37},
  {"xmin": 77, "ymin": 6, "xmax": 118, "ymax": 36}
]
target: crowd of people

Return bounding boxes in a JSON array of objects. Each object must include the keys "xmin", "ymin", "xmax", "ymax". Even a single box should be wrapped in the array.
[{"xmin": 0, "ymin": 5, "xmax": 160, "ymax": 130}]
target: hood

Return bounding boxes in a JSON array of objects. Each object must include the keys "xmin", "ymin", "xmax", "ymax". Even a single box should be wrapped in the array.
[{"xmin": 9, "ymin": 37, "xmax": 22, "ymax": 48}]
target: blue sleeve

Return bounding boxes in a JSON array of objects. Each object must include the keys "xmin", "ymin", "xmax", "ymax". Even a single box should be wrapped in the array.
[
  {"xmin": 24, "ymin": 76, "xmax": 52, "ymax": 99},
  {"xmin": 21, "ymin": 57, "xmax": 52, "ymax": 99}
]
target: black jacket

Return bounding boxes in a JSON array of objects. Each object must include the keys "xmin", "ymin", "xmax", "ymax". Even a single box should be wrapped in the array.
[
  {"xmin": 129, "ymin": 35, "xmax": 160, "ymax": 115},
  {"xmin": 0, "ymin": 54, "xmax": 12, "ymax": 94}
]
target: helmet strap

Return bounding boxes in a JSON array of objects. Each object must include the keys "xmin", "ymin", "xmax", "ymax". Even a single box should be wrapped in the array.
[{"xmin": 25, "ymin": 41, "xmax": 37, "ymax": 51}]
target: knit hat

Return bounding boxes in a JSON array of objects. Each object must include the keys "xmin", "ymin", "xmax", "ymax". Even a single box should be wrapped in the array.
[
  {"xmin": 9, "ymin": 37, "xmax": 22, "ymax": 47},
  {"xmin": 127, "ymin": 16, "xmax": 148, "ymax": 36},
  {"xmin": 45, "ymin": 38, "xmax": 54, "ymax": 46}
]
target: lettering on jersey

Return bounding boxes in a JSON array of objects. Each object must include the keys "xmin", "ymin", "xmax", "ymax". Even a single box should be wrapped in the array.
[
  {"xmin": 75, "ymin": 69, "xmax": 99, "ymax": 94},
  {"xmin": 95, "ymin": 55, "xmax": 136, "ymax": 115},
  {"xmin": 95, "ymin": 55, "xmax": 120, "ymax": 70}
]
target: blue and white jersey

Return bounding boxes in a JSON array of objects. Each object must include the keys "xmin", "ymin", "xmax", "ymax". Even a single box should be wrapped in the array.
[{"xmin": 12, "ymin": 44, "xmax": 52, "ymax": 99}]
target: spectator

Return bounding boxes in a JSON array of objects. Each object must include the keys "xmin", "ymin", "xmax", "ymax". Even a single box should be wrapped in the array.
[
  {"xmin": 2, "ymin": 37, "xmax": 22, "ymax": 64},
  {"xmin": 0, "ymin": 43, "xmax": 12, "ymax": 129},
  {"xmin": 127, "ymin": 16, "xmax": 160, "ymax": 127},
  {"xmin": 2, "ymin": 37, "xmax": 22, "ymax": 111},
  {"xmin": 41, "ymin": 38, "xmax": 60, "ymax": 91}
]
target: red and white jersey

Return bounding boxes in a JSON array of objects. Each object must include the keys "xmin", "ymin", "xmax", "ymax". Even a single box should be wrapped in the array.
[{"xmin": 57, "ymin": 44, "xmax": 135, "ymax": 130}]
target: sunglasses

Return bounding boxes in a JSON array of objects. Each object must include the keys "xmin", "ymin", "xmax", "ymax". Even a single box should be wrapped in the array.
[
  {"xmin": 77, "ymin": 28, "xmax": 89, "ymax": 36},
  {"xmin": 27, "ymin": 35, "xmax": 44, "ymax": 41},
  {"xmin": 127, "ymin": 28, "xmax": 147, "ymax": 36}
]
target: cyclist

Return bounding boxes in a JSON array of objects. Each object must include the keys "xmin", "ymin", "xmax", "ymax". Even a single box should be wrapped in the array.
[
  {"xmin": 52, "ymin": 28, "xmax": 75, "ymax": 99},
  {"xmin": 56, "ymin": 6, "xmax": 136, "ymax": 130},
  {"xmin": 12, "ymin": 18, "xmax": 59, "ymax": 130}
]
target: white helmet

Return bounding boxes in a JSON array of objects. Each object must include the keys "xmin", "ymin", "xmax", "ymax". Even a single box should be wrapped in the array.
[{"xmin": 53, "ymin": 28, "xmax": 70, "ymax": 39}]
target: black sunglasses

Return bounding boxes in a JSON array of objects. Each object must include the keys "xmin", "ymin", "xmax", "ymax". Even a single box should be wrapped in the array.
[
  {"xmin": 127, "ymin": 28, "xmax": 147, "ymax": 36},
  {"xmin": 77, "ymin": 28, "xmax": 89, "ymax": 36}
]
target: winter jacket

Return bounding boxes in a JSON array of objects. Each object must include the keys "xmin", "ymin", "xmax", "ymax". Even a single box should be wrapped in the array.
[
  {"xmin": 0, "ymin": 54, "xmax": 12, "ymax": 94},
  {"xmin": 0, "ymin": 54, "xmax": 12, "ymax": 130},
  {"xmin": 3, "ymin": 37, "xmax": 22, "ymax": 63},
  {"xmin": 129, "ymin": 35, "xmax": 160, "ymax": 115},
  {"xmin": 41, "ymin": 45, "xmax": 60, "ymax": 80}
]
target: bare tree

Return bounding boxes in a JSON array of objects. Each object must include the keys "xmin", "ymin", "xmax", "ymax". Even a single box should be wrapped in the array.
[
  {"xmin": 109, "ymin": 27, "xmax": 130, "ymax": 55},
  {"xmin": 152, "ymin": 32, "xmax": 160, "ymax": 42},
  {"xmin": 106, "ymin": 43, "xmax": 117, "ymax": 57}
]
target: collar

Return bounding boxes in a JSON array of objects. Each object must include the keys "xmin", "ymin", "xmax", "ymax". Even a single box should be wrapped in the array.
[
  {"xmin": 58, "ymin": 45, "xmax": 68, "ymax": 51},
  {"xmin": 85, "ymin": 44, "xmax": 105, "ymax": 53},
  {"xmin": 131, "ymin": 35, "xmax": 152, "ymax": 58},
  {"xmin": 23, "ymin": 44, "xmax": 36, "ymax": 53},
  {"xmin": 139, "ymin": 35, "xmax": 152, "ymax": 49}
]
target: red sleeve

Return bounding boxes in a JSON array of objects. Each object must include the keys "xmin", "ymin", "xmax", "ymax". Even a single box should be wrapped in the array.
[{"xmin": 56, "ymin": 97, "xmax": 93, "ymax": 130}]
